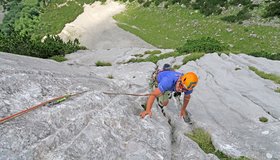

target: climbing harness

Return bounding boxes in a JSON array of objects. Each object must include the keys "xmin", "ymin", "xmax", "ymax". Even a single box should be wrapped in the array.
[{"xmin": 0, "ymin": 91, "xmax": 87, "ymax": 124}]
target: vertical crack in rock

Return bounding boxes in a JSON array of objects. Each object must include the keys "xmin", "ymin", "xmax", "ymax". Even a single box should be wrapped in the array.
[{"xmin": 241, "ymin": 94, "xmax": 279, "ymax": 120}]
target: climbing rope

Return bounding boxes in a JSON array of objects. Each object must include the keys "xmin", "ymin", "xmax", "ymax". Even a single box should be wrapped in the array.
[
  {"xmin": 102, "ymin": 92, "xmax": 151, "ymax": 97},
  {"xmin": 0, "ymin": 91, "xmax": 87, "ymax": 124},
  {"xmin": 0, "ymin": 90, "xmax": 156, "ymax": 124}
]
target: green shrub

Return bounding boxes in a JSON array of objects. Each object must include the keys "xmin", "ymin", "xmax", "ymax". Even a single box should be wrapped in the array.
[
  {"xmin": 263, "ymin": 0, "xmax": 280, "ymax": 18},
  {"xmin": 143, "ymin": 1, "xmax": 152, "ymax": 7},
  {"xmin": 0, "ymin": 0, "xmax": 21, "ymax": 11},
  {"xmin": 0, "ymin": 31, "xmax": 82, "ymax": 58},
  {"xmin": 229, "ymin": 0, "xmax": 252, "ymax": 6},
  {"xmin": 50, "ymin": 55, "xmax": 67, "ymax": 62},
  {"xmin": 154, "ymin": 0, "xmax": 164, "ymax": 6},
  {"xmin": 191, "ymin": 0, "xmax": 226, "ymax": 16},
  {"xmin": 275, "ymin": 88, "xmax": 280, "ymax": 93},
  {"xmin": 221, "ymin": 7, "xmax": 252, "ymax": 23},
  {"xmin": 259, "ymin": 117, "xmax": 268, "ymax": 123},
  {"xmin": 177, "ymin": 37, "xmax": 226, "ymax": 54},
  {"xmin": 95, "ymin": 61, "xmax": 112, "ymax": 66},
  {"xmin": 249, "ymin": 51, "xmax": 280, "ymax": 60},
  {"xmin": 13, "ymin": 5, "xmax": 41, "ymax": 37},
  {"xmin": 187, "ymin": 128, "xmax": 250, "ymax": 160},
  {"xmin": 0, "ymin": 1, "xmax": 23, "ymax": 34}
]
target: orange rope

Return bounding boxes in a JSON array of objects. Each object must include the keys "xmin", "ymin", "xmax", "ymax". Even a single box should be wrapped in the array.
[
  {"xmin": 0, "ymin": 91, "xmax": 153, "ymax": 124},
  {"xmin": 102, "ymin": 92, "xmax": 151, "ymax": 96},
  {"xmin": 0, "ymin": 91, "xmax": 86, "ymax": 124}
]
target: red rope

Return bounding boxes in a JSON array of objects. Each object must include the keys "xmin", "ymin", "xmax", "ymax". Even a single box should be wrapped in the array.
[{"xmin": 0, "ymin": 91, "xmax": 86, "ymax": 124}]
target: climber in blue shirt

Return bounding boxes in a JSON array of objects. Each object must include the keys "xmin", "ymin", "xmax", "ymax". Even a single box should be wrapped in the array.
[{"xmin": 140, "ymin": 66, "xmax": 198, "ymax": 122}]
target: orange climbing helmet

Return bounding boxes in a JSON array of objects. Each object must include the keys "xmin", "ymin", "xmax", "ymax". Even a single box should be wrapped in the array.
[{"xmin": 180, "ymin": 72, "xmax": 198, "ymax": 90}]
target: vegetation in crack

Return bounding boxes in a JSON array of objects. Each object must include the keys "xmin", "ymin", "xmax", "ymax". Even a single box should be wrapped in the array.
[
  {"xmin": 50, "ymin": 55, "xmax": 67, "ymax": 62},
  {"xmin": 127, "ymin": 51, "xmax": 179, "ymax": 64},
  {"xmin": 249, "ymin": 66, "xmax": 280, "ymax": 93},
  {"xmin": 114, "ymin": 2, "xmax": 280, "ymax": 60},
  {"xmin": 235, "ymin": 67, "xmax": 241, "ymax": 71},
  {"xmin": 95, "ymin": 61, "xmax": 112, "ymax": 67},
  {"xmin": 249, "ymin": 67, "xmax": 280, "ymax": 84},
  {"xmin": 186, "ymin": 128, "xmax": 250, "ymax": 160},
  {"xmin": 144, "ymin": 50, "xmax": 161, "ymax": 55},
  {"xmin": 107, "ymin": 74, "xmax": 114, "ymax": 79},
  {"xmin": 259, "ymin": 117, "xmax": 268, "ymax": 123}
]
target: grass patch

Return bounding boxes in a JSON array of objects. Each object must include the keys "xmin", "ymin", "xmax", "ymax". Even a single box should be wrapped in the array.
[
  {"xmin": 275, "ymin": 88, "xmax": 280, "ymax": 93},
  {"xmin": 50, "ymin": 55, "xmax": 67, "ymax": 62},
  {"xmin": 182, "ymin": 53, "xmax": 205, "ymax": 64},
  {"xmin": 259, "ymin": 117, "xmax": 268, "ymax": 123},
  {"xmin": 186, "ymin": 128, "xmax": 250, "ymax": 160},
  {"xmin": 114, "ymin": 3, "xmax": 280, "ymax": 56},
  {"xmin": 249, "ymin": 66, "xmax": 280, "ymax": 84},
  {"xmin": 95, "ymin": 61, "xmax": 112, "ymax": 67},
  {"xmin": 127, "ymin": 51, "xmax": 181, "ymax": 64},
  {"xmin": 128, "ymin": 49, "xmax": 205, "ymax": 64},
  {"xmin": 177, "ymin": 37, "xmax": 226, "ymax": 54}
]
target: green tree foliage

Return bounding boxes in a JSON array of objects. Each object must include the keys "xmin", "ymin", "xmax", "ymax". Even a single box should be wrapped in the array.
[
  {"xmin": 221, "ymin": 7, "xmax": 252, "ymax": 23},
  {"xmin": 0, "ymin": 30, "xmax": 82, "ymax": 58},
  {"xmin": 191, "ymin": 0, "xmax": 227, "ymax": 16},
  {"xmin": 13, "ymin": 5, "xmax": 41, "ymax": 36},
  {"xmin": 228, "ymin": 0, "xmax": 252, "ymax": 6},
  {"xmin": 0, "ymin": 0, "xmax": 21, "ymax": 11},
  {"xmin": 0, "ymin": 0, "xmax": 85, "ymax": 59},
  {"xmin": 0, "ymin": 2, "xmax": 24, "ymax": 34},
  {"xmin": 263, "ymin": 0, "xmax": 280, "ymax": 18}
]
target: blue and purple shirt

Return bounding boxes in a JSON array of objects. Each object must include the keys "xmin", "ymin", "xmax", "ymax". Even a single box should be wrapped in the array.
[{"xmin": 157, "ymin": 70, "xmax": 193, "ymax": 95}]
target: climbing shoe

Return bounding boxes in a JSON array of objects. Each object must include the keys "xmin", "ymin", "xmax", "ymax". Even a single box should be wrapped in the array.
[
  {"xmin": 183, "ymin": 115, "xmax": 191, "ymax": 123},
  {"xmin": 173, "ymin": 92, "xmax": 181, "ymax": 97},
  {"xmin": 163, "ymin": 63, "xmax": 171, "ymax": 70}
]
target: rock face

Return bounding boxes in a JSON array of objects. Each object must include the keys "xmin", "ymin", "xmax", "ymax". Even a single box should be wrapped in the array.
[
  {"xmin": 1, "ymin": 50, "xmax": 279, "ymax": 160},
  {"xmin": 0, "ymin": 52, "xmax": 217, "ymax": 160}
]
